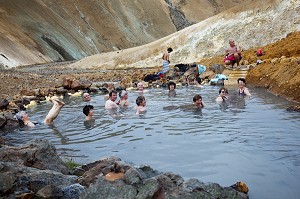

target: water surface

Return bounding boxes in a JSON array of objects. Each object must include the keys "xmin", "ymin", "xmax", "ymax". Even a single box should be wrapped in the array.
[{"xmin": 3, "ymin": 86, "xmax": 300, "ymax": 199}]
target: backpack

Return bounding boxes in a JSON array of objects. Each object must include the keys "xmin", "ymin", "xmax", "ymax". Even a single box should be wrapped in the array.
[{"xmin": 256, "ymin": 49, "xmax": 263, "ymax": 56}]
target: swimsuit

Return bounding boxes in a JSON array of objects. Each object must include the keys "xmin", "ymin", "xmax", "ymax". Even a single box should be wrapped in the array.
[
  {"xmin": 238, "ymin": 88, "xmax": 248, "ymax": 96},
  {"xmin": 162, "ymin": 60, "xmax": 170, "ymax": 73}
]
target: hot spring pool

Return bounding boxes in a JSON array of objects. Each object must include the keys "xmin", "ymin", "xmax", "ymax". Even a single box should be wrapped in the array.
[{"xmin": 2, "ymin": 86, "xmax": 300, "ymax": 199}]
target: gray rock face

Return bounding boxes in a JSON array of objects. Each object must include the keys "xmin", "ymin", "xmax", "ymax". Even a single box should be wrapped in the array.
[
  {"xmin": 80, "ymin": 158, "xmax": 249, "ymax": 199},
  {"xmin": 0, "ymin": 139, "xmax": 69, "ymax": 174},
  {"xmin": 0, "ymin": 161, "xmax": 77, "ymax": 199},
  {"xmin": 62, "ymin": 183, "xmax": 86, "ymax": 199},
  {"xmin": 0, "ymin": 140, "xmax": 249, "ymax": 199}
]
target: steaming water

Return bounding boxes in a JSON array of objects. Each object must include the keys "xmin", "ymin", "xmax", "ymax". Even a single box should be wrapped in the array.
[{"xmin": 2, "ymin": 86, "xmax": 300, "ymax": 199}]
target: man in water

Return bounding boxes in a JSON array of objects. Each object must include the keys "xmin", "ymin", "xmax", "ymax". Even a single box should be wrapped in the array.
[
  {"xmin": 105, "ymin": 90, "xmax": 118, "ymax": 110},
  {"xmin": 16, "ymin": 98, "xmax": 65, "ymax": 127},
  {"xmin": 162, "ymin": 47, "xmax": 173, "ymax": 74}
]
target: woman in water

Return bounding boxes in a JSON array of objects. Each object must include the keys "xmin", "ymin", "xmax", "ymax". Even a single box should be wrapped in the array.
[{"xmin": 237, "ymin": 78, "xmax": 251, "ymax": 96}]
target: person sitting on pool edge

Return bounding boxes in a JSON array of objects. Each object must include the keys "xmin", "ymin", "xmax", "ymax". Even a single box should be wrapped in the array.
[
  {"xmin": 237, "ymin": 78, "xmax": 251, "ymax": 97},
  {"xmin": 83, "ymin": 105, "xmax": 94, "ymax": 121},
  {"xmin": 224, "ymin": 39, "xmax": 242, "ymax": 69},
  {"xmin": 15, "ymin": 98, "xmax": 65, "ymax": 127},
  {"xmin": 216, "ymin": 87, "xmax": 229, "ymax": 102},
  {"xmin": 135, "ymin": 96, "xmax": 146, "ymax": 115}
]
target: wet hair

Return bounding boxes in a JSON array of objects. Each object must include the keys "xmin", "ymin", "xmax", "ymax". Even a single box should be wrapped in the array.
[
  {"xmin": 167, "ymin": 47, "xmax": 173, "ymax": 52},
  {"xmin": 219, "ymin": 87, "xmax": 228, "ymax": 94},
  {"xmin": 109, "ymin": 90, "xmax": 117, "ymax": 97},
  {"xmin": 193, "ymin": 94, "xmax": 202, "ymax": 102},
  {"xmin": 136, "ymin": 96, "xmax": 146, "ymax": 106},
  {"xmin": 195, "ymin": 77, "xmax": 202, "ymax": 84},
  {"xmin": 168, "ymin": 81, "xmax": 176, "ymax": 90},
  {"xmin": 119, "ymin": 90, "xmax": 128, "ymax": 98},
  {"xmin": 83, "ymin": 105, "xmax": 94, "ymax": 116},
  {"xmin": 237, "ymin": 78, "xmax": 246, "ymax": 84}
]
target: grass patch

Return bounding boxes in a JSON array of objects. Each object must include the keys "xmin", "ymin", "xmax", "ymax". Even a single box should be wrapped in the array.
[{"xmin": 63, "ymin": 158, "xmax": 81, "ymax": 170}]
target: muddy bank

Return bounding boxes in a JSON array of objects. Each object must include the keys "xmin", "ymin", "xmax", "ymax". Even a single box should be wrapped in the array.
[{"xmin": 199, "ymin": 31, "xmax": 300, "ymax": 103}]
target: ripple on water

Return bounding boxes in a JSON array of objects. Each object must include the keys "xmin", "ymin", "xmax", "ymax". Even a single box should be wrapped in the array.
[{"xmin": 4, "ymin": 87, "xmax": 300, "ymax": 199}]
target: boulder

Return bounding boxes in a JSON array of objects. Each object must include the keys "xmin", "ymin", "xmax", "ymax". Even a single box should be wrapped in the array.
[
  {"xmin": 0, "ymin": 99, "xmax": 9, "ymax": 110},
  {"xmin": 71, "ymin": 78, "xmax": 92, "ymax": 91},
  {"xmin": 36, "ymin": 185, "xmax": 63, "ymax": 198},
  {"xmin": 62, "ymin": 76, "xmax": 73, "ymax": 89},
  {"xmin": 0, "ymin": 113, "xmax": 7, "ymax": 128},
  {"xmin": 0, "ymin": 139, "xmax": 69, "ymax": 174}
]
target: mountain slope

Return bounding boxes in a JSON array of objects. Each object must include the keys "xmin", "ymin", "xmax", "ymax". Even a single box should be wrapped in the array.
[
  {"xmin": 0, "ymin": 0, "xmax": 245, "ymax": 68},
  {"xmin": 69, "ymin": 0, "xmax": 299, "ymax": 69}
]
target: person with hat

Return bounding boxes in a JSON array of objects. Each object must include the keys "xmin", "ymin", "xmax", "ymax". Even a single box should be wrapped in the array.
[
  {"xmin": 117, "ymin": 90, "xmax": 130, "ymax": 107},
  {"xmin": 16, "ymin": 98, "xmax": 65, "ymax": 127}
]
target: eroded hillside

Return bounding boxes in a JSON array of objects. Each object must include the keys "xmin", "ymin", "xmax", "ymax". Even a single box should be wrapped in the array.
[
  {"xmin": 69, "ymin": 0, "xmax": 299, "ymax": 70},
  {"xmin": 0, "ymin": 0, "xmax": 245, "ymax": 68}
]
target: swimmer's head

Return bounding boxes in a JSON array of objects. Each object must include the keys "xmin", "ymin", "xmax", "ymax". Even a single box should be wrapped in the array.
[
  {"xmin": 15, "ymin": 111, "xmax": 27, "ymax": 121},
  {"xmin": 168, "ymin": 81, "xmax": 176, "ymax": 90},
  {"xmin": 83, "ymin": 93, "xmax": 91, "ymax": 101},
  {"xmin": 136, "ymin": 96, "xmax": 146, "ymax": 106},
  {"xmin": 137, "ymin": 82, "xmax": 144, "ymax": 90},
  {"xmin": 119, "ymin": 90, "xmax": 128, "ymax": 98},
  {"xmin": 193, "ymin": 94, "xmax": 202, "ymax": 102},
  {"xmin": 83, "ymin": 105, "xmax": 94, "ymax": 116}
]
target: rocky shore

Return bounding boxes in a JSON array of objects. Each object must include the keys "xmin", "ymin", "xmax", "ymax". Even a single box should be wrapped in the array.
[{"xmin": 0, "ymin": 139, "xmax": 249, "ymax": 199}]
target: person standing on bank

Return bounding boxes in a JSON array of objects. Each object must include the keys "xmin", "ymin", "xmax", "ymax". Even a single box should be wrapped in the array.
[{"xmin": 162, "ymin": 47, "xmax": 173, "ymax": 74}]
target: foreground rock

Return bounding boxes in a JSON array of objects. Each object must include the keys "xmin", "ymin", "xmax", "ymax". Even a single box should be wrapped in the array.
[{"xmin": 0, "ymin": 139, "xmax": 248, "ymax": 199}]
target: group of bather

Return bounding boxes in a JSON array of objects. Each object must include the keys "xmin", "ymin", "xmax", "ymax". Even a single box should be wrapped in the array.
[
  {"xmin": 15, "ymin": 38, "xmax": 250, "ymax": 127},
  {"xmin": 15, "ymin": 76, "xmax": 250, "ymax": 127}
]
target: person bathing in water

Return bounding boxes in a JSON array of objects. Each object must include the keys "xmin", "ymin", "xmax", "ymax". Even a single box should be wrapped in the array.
[
  {"xmin": 117, "ymin": 90, "xmax": 130, "ymax": 107},
  {"xmin": 83, "ymin": 105, "xmax": 94, "ymax": 121},
  {"xmin": 193, "ymin": 94, "xmax": 204, "ymax": 108},
  {"xmin": 137, "ymin": 82, "xmax": 148, "ymax": 93},
  {"xmin": 16, "ymin": 98, "xmax": 65, "ymax": 127},
  {"xmin": 168, "ymin": 81, "xmax": 176, "ymax": 97},
  {"xmin": 237, "ymin": 78, "xmax": 251, "ymax": 96},
  {"xmin": 216, "ymin": 87, "xmax": 229, "ymax": 102},
  {"xmin": 105, "ymin": 90, "xmax": 118, "ymax": 109},
  {"xmin": 135, "ymin": 96, "xmax": 146, "ymax": 115}
]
